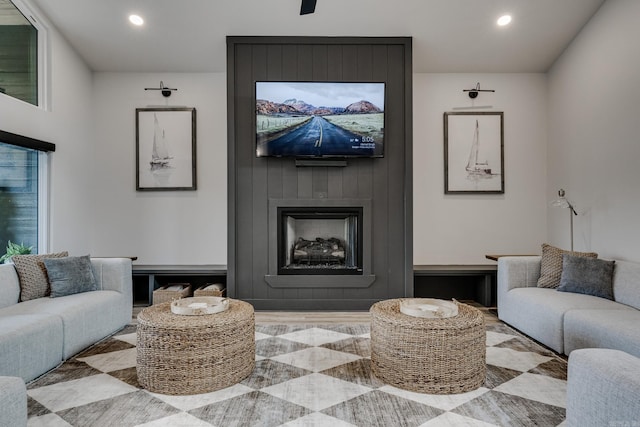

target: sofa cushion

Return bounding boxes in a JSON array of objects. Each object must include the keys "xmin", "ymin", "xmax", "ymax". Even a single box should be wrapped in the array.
[
  {"xmin": 0, "ymin": 264, "xmax": 21, "ymax": 309},
  {"xmin": 0, "ymin": 376, "xmax": 27, "ymax": 427},
  {"xmin": 498, "ymin": 286, "xmax": 631, "ymax": 353},
  {"xmin": 0, "ymin": 313, "xmax": 64, "ymax": 382},
  {"xmin": 44, "ymin": 255, "xmax": 97, "ymax": 298},
  {"xmin": 557, "ymin": 255, "xmax": 615, "ymax": 300},
  {"xmin": 567, "ymin": 349, "xmax": 640, "ymax": 427},
  {"xmin": 537, "ymin": 243, "xmax": 597, "ymax": 289},
  {"xmin": 611, "ymin": 260, "xmax": 640, "ymax": 310},
  {"xmin": 11, "ymin": 252, "xmax": 68, "ymax": 301},
  {"xmin": 564, "ymin": 309, "xmax": 640, "ymax": 358}
]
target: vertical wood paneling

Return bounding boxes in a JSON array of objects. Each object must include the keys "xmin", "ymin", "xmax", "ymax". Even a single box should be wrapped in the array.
[
  {"xmin": 232, "ymin": 43, "xmax": 255, "ymax": 299},
  {"xmin": 327, "ymin": 168, "xmax": 343, "ymax": 199},
  {"xmin": 386, "ymin": 44, "xmax": 408, "ymax": 298},
  {"xmin": 371, "ymin": 45, "xmax": 392, "ymax": 300},
  {"xmin": 265, "ymin": 44, "xmax": 286, "ymax": 301},
  {"xmin": 312, "ymin": 168, "xmax": 328, "ymax": 199},
  {"xmin": 312, "ymin": 45, "xmax": 328, "ymax": 80},
  {"xmin": 342, "ymin": 45, "xmax": 358, "ymax": 81},
  {"xmin": 228, "ymin": 37, "xmax": 412, "ymax": 309},
  {"xmin": 279, "ymin": 44, "xmax": 300, "ymax": 300},
  {"xmin": 327, "ymin": 45, "xmax": 343, "ymax": 80},
  {"xmin": 251, "ymin": 45, "xmax": 270, "ymax": 301},
  {"xmin": 341, "ymin": 45, "xmax": 360, "ymax": 201},
  {"xmin": 266, "ymin": 44, "xmax": 283, "ymax": 79}
]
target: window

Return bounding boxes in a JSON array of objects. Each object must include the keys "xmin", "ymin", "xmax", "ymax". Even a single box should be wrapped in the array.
[
  {"xmin": 0, "ymin": 0, "xmax": 44, "ymax": 106},
  {"xmin": 0, "ymin": 130, "xmax": 54, "ymax": 255}
]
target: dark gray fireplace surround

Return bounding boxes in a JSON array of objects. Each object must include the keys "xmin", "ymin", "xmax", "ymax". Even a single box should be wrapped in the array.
[
  {"xmin": 267, "ymin": 198, "xmax": 374, "ymax": 286},
  {"xmin": 227, "ymin": 36, "xmax": 413, "ymax": 310}
]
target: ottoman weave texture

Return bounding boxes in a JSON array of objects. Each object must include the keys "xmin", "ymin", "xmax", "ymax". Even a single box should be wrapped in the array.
[
  {"xmin": 137, "ymin": 299, "xmax": 255, "ymax": 395},
  {"xmin": 370, "ymin": 299, "xmax": 486, "ymax": 394}
]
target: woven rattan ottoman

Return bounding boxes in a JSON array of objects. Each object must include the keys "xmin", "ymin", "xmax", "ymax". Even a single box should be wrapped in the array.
[
  {"xmin": 136, "ymin": 299, "xmax": 255, "ymax": 395},
  {"xmin": 370, "ymin": 299, "xmax": 486, "ymax": 394}
]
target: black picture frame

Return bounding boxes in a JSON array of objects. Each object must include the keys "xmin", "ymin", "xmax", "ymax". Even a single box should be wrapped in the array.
[
  {"xmin": 444, "ymin": 111, "xmax": 504, "ymax": 194},
  {"xmin": 136, "ymin": 107, "xmax": 196, "ymax": 191}
]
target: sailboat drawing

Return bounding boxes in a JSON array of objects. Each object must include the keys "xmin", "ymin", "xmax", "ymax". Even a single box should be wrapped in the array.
[
  {"xmin": 150, "ymin": 113, "xmax": 172, "ymax": 170},
  {"xmin": 465, "ymin": 119, "xmax": 492, "ymax": 177}
]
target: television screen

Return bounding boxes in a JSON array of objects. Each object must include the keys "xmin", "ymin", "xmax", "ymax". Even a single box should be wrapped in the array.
[{"xmin": 256, "ymin": 81, "xmax": 385, "ymax": 158}]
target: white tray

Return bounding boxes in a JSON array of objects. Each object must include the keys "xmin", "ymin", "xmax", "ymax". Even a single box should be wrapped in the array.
[
  {"xmin": 399, "ymin": 298, "xmax": 458, "ymax": 318},
  {"xmin": 170, "ymin": 296, "xmax": 229, "ymax": 316}
]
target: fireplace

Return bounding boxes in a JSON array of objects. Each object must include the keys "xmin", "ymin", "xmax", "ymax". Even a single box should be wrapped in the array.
[
  {"xmin": 266, "ymin": 198, "xmax": 375, "ymax": 288},
  {"xmin": 278, "ymin": 207, "xmax": 363, "ymax": 275}
]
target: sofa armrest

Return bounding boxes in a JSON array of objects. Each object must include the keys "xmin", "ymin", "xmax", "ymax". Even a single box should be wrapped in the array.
[
  {"xmin": 567, "ymin": 349, "xmax": 640, "ymax": 427},
  {"xmin": 497, "ymin": 256, "xmax": 541, "ymax": 293},
  {"xmin": 497, "ymin": 256, "xmax": 541, "ymax": 312},
  {"xmin": 91, "ymin": 258, "xmax": 132, "ymax": 295},
  {"xmin": 0, "ymin": 376, "xmax": 27, "ymax": 427}
]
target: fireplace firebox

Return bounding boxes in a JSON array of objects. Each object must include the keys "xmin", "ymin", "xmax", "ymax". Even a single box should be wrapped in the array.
[{"xmin": 278, "ymin": 207, "xmax": 363, "ymax": 275}]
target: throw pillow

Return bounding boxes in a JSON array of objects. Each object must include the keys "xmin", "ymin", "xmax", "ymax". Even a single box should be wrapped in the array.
[
  {"xmin": 557, "ymin": 254, "xmax": 615, "ymax": 300},
  {"xmin": 12, "ymin": 251, "xmax": 69, "ymax": 301},
  {"xmin": 44, "ymin": 255, "xmax": 98, "ymax": 298},
  {"xmin": 537, "ymin": 243, "xmax": 597, "ymax": 288}
]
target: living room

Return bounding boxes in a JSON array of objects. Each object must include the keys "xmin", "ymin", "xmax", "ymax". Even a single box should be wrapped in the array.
[
  {"xmin": 1, "ymin": 0, "xmax": 639, "ymax": 426},
  {"xmin": 2, "ymin": 0, "xmax": 637, "ymax": 273}
]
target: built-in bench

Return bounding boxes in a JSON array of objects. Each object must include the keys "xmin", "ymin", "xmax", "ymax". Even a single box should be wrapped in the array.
[
  {"xmin": 413, "ymin": 265, "xmax": 497, "ymax": 307},
  {"xmin": 132, "ymin": 265, "xmax": 227, "ymax": 306},
  {"xmin": 132, "ymin": 264, "xmax": 497, "ymax": 307}
]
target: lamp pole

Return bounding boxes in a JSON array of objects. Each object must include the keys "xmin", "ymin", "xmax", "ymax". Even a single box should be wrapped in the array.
[{"xmin": 556, "ymin": 189, "xmax": 578, "ymax": 251}]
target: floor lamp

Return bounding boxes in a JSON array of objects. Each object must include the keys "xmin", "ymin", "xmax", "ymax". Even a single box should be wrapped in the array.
[{"xmin": 551, "ymin": 189, "xmax": 578, "ymax": 251}]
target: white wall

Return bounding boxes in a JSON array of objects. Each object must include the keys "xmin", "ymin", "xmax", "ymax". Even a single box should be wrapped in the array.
[
  {"xmin": 90, "ymin": 72, "xmax": 548, "ymax": 266},
  {"xmin": 413, "ymin": 74, "xmax": 548, "ymax": 264},
  {"xmin": 90, "ymin": 73, "xmax": 227, "ymax": 264},
  {"xmin": 0, "ymin": 6, "xmax": 94, "ymax": 255},
  {"xmin": 547, "ymin": 0, "xmax": 640, "ymax": 261}
]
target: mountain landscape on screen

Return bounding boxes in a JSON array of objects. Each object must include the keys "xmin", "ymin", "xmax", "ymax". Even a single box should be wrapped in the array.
[{"xmin": 256, "ymin": 82, "xmax": 385, "ymax": 158}]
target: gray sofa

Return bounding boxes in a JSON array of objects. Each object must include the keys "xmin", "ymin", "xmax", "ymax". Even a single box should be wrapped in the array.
[
  {"xmin": 498, "ymin": 256, "xmax": 640, "ymax": 425},
  {"xmin": 497, "ymin": 256, "xmax": 640, "ymax": 357},
  {"xmin": 0, "ymin": 257, "xmax": 132, "ymax": 427},
  {"xmin": 566, "ymin": 348, "xmax": 640, "ymax": 427},
  {"xmin": 0, "ymin": 376, "xmax": 26, "ymax": 427}
]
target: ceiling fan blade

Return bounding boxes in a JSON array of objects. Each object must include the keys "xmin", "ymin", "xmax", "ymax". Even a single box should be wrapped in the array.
[{"xmin": 300, "ymin": 0, "xmax": 317, "ymax": 15}]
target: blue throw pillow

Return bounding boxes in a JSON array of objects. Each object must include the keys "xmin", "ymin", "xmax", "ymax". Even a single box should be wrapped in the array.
[
  {"xmin": 44, "ymin": 255, "xmax": 98, "ymax": 298},
  {"xmin": 557, "ymin": 254, "xmax": 615, "ymax": 300}
]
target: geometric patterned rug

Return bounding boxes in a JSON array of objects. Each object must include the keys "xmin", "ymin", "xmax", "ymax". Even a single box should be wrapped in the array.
[{"xmin": 26, "ymin": 322, "xmax": 567, "ymax": 427}]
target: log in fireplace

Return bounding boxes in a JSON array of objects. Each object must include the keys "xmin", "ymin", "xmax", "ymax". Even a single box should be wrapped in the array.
[{"xmin": 278, "ymin": 207, "xmax": 363, "ymax": 275}]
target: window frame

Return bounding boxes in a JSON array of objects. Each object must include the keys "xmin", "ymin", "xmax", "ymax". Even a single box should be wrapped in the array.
[
  {"xmin": 0, "ymin": 129, "xmax": 54, "ymax": 253},
  {"xmin": 1, "ymin": 0, "xmax": 49, "ymax": 108}
]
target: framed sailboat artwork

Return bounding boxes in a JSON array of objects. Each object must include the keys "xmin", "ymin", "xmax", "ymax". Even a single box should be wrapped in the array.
[
  {"xmin": 444, "ymin": 111, "xmax": 504, "ymax": 194},
  {"xmin": 136, "ymin": 107, "xmax": 196, "ymax": 191}
]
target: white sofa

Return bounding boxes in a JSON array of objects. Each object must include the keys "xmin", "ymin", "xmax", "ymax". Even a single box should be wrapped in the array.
[
  {"xmin": 0, "ymin": 376, "xmax": 26, "ymax": 427},
  {"xmin": 498, "ymin": 256, "xmax": 640, "ymax": 425},
  {"xmin": 0, "ymin": 257, "xmax": 132, "ymax": 427},
  {"xmin": 497, "ymin": 256, "xmax": 640, "ymax": 357},
  {"xmin": 566, "ymin": 348, "xmax": 640, "ymax": 427}
]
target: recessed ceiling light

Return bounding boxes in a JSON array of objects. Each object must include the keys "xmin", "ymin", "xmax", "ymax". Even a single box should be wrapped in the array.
[
  {"xmin": 129, "ymin": 14, "xmax": 144, "ymax": 26},
  {"xmin": 497, "ymin": 15, "xmax": 512, "ymax": 26}
]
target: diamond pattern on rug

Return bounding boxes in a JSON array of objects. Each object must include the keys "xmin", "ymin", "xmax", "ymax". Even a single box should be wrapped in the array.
[
  {"xmin": 452, "ymin": 390, "xmax": 566, "ymax": 427},
  {"xmin": 277, "ymin": 327, "xmax": 355, "ymax": 346},
  {"xmin": 322, "ymin": 389, "xmax": 444, "ymax": 427},
  {"xmin": 262, "ymin": 372, "xmax": 371, "ymax": 411},
  {"xmin": 493, "ymin": 372, "xmax": 567, "ymax": 408},
  {"xmin": 26, "ymin": 319, "xmax": 568, "ymax": 426},
  {"xmin": 76, "ymin": 347, "xmax": 137, "ymax": 372},
  {"xmin": 255, "ymin": 336, "xmax": 311, "ymax": 358},
  {"xmin": 188, "ymin": 390, "xmax": 311, "ymax": 427},
  {"xmin": 270, "ymin": 346, "xmax": 362, "ymax": 372},
  {"xmin": 27, "ymin": 373, "xmax": 138, "ymax": 412},
  {"xmin": 149, "ymin": 383, "xmax": 254, "ymax": 411}
]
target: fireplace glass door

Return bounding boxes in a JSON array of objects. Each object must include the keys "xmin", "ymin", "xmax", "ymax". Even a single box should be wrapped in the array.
[{"xmin": 278, "ymin": 207, "xmax": 363, "ymax": 275}]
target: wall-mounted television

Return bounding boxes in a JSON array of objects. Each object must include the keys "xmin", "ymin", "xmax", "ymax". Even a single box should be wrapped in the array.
[{"xmin": 256, "ymin": 81, "xmax": 385, "ymax": 158}]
